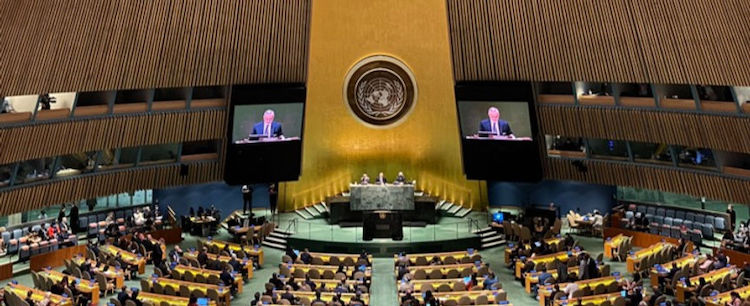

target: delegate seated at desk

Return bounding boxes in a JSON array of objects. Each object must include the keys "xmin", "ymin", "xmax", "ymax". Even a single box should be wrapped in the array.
[
  {"xmin": 375, "ymin": 172, "xmax": 387, "ymax": 185},
  {"xmin": 478, "ymin": 107, "xmax": 514, "ymax": 138},
  {"xmin": 250, "ymin": 109, "xmax": 283, "ymax": 139},
  {"xmin": 394, "ymin": 172, "xmax": 406, "ymax": 185}
]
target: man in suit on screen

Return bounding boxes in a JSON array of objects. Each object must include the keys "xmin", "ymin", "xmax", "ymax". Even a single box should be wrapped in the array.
[
  {"xmin": 479, "ymin": 107, "xmax": 514, "ymax": 138},
  {"xmin": 252, "ymin": 109, "xmax": 283, "ymax": 138}
]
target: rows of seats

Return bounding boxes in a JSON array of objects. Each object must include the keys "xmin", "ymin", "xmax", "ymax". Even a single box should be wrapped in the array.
[
  {"xmin": 0, "ymin": 224, "xmax": 77, "ymax": 260},
  {"xmin": 271, "ymin": 252, "xmax": 371, "ymax": 305},
  {"xmin": 625, "ymin": 203, "xmax": 727, "ymax": 234}
]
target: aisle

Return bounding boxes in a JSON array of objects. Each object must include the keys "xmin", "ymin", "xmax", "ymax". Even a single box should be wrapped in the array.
[{"xmin": 370, "ymin": 257, "xmax": 398, "ymax": 306}]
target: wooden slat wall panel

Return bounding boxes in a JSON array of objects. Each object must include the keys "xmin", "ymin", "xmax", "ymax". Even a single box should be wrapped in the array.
[
  {"xmin": 544, "ymin": 158, "xmax": 750, "ymax": 204},
  {"xmin": 537, "ymin": 105, "xmax": 750, "ymax": 154},
  {"xmin": 0, "ymin": 0, "xmax": 311, "ymax": 96},
  {"xmin": 0, "ymin": 110, "xmax": 226, "ymax": 164},
  {"xmin": 447, "ymin": 0, "xmax": 750, "ymax": 86},
  {"xmin": 0, "ymin": 162, "xmax": 222, "ymax": 215}
]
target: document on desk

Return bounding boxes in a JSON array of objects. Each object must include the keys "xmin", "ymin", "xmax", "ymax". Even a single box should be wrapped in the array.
[{"xmin": 349, "ymin": 184, "xmax": 415, "ymax": 211}]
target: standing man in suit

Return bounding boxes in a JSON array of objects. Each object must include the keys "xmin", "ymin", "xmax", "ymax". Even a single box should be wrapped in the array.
[
  {"xmin": 68, "ymin": 203, "xmax": 79, "ymax": 233},
  {"xmin": 252, "ymin": 109, "xmax": 283, "ymax": 138},
  {"xmin": 269, "ymin": 183, "xmax": 279, "ymax": 215},
  {"xmin": 479, "ymin": 107, "xmax": 514, "ymax": 138},
  {"xmin": 242, "ymin": 185, "xmax": 253, "ymax": 215}
]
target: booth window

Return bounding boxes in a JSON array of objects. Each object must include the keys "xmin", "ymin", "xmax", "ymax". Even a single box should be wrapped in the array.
[{"xmin": 588, "ymin": 139, "xmax": 629, "ymax": 160}]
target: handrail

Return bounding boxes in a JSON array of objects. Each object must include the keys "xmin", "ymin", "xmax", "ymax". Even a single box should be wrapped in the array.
[{"xmin": 285, "ymin": 218, "xmax": 298, "ymax": 234}]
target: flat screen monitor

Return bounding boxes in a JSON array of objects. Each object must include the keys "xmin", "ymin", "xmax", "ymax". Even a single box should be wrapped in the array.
[
  {"xmin": 224, "ymin": 83, "xmax": 306, "ymax": 184},
  {"xmin": 455, "ymin": 82, "xmax": 542, "ymax": 182}
]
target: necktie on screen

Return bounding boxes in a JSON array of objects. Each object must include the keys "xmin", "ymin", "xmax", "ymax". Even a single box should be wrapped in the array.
[
  {"xmin": 492, "ymin": 122, "xmax": 498, "ymax": 135},
  {"xmin": 264, "ymin": 124, "xmax": 270, "ymax": 137}
]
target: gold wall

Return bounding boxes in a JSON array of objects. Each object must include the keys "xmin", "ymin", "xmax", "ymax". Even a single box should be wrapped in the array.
[{"xmin": 278, "ymin": 0, "xmax": 485, "ymax": 211}]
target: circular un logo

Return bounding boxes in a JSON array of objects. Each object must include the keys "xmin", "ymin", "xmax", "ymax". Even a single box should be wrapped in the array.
[{"xmin": 344, "ymin": 55, "xmax": 417, "ymax": 126}]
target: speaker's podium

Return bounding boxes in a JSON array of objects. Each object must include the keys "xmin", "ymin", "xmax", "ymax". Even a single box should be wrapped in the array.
[{"xmin": 362, "ymin": 210, "xmax": 403, "ymax": 241}]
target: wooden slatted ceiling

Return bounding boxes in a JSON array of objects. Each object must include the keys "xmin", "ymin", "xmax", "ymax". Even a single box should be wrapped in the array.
[
  {"xmin": 545, "ymin": 158, "xmax": 750, "ymax": 205},
  {"xmin": 537, "ymin": 105, "xmax": 750, "ymax": 154},
  {"xmin": 0, "ymin": 162, "xmax": 222, "ymax": 215},
  {"xmin": 0, "ymin": 0, "xmax": 311, "ymax": 96},
  {"xmin": 0, "ymin": 110, "xmax": 226, "ymax": 165},
  {"xmin": 447, "ymin": 0, "xmax": 750, "ymax": 86}
]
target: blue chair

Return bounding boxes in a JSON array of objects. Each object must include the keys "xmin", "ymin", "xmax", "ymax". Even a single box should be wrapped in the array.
[
  {"xmin": 684, "ymin": 220, "xmax": 693, "ymax": 229},
  {"xmin": 685, "ymin": 212, "xmax": 696, "ymax": 222},
  {"xmin": 656, "ymin": 208, "xmax": 666, "ymax": 217},
  {"xmin": 660, "ymin": 225, "xmax": 671, "ymax": 237},
  {"xmin": 1, "ymin": 232, "xmax": 10, "ymax": 246},
  {"xmin": 664, "ymin": 217, "xmax": 673, "ymax": 226},
  {"xmin": 637, "ymin": 206, "xmax": 647, "ymax": 214},
  {"xmin": 625, "ymin": 211, "xmax": 634, "ymax": 220},
  {"xmin": 647, "ymin": 207, "xmax": 656, "ymax": 216},
  {"xmin": 694, "ymin": 214, "xmax": 705, "ymax": 224},
  {"xmin": 673, "ymin": 218, "xmax": 684, "ymax": 225},
  {"xmin": 652, "ymin": 215, "xmax": 663, "ymax": 225},
  {"xmin": 78, "ymin": 216, "xmax": 88, "ymax": 230},
  {"xmin": 646, "ymin": 214, "xmax": 655, "ymax": 223},
  {"xmin": 675, "ymin": 211, "xmax": 686, "ymax": 220},
  {"xmin": 7, "ymin": 239, "xmax": 18, "ymax": 254},
  {"xmin": 665, "ymin": 209, "xmax": 676, "ymax": 218},
  {"xmin": 714, "ymin": 217, "xmax": 726, "ymax": 231},
  {"xmin": 690, "ymin": 230, "xmax": 702, "ymax": 245},
  {"xmin": 650, "ymin": 225, "xmax": 660, "ymax": 234},
  {"xmin": 701, "ymin": 224, "xmax": 714, "ymax": 238},
  {"xmin": 670, "ymin": 226, "xmax": 681, "ymax": 238},
  {"xmin": 705, "ymin": 216, "xmax": 715, "ymax": 229},
  {"xmin": 12, "ymin": 229, "xmax": 22, "ymax": 240},
  {"xmin": 96, "ymin": 213, "xmax": 106, "ymax": 222}
]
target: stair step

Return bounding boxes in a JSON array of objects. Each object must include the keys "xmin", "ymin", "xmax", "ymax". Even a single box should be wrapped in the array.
[
  {"xmin": 312, "ymin": 203, "xmax": 327, "ymax": 214},
  {"xmin": 319, "ymin": 202, "xmax": 329, "ymax": 213},
  {"xmin": 439, "ymin": 202, "xmax": 453, "ymax": 210},
  {"xmin": 262, "ymin": 241, "xmax": 286, "ymax": 250},
  {"xmin": 447, "ymin": 205, "xmax": 462, "ymax": 214},
  {"xmin": 414, "ymin": 191, "xmax": 424, "ymax": 197},
  {"xmin": 304, "ymin": 206, "xmax": 319, "ymax": 217},
  {"xmin": 270, "ymin": 232, "xmax": 290, "ymax": 239},
  {"xmin": 456, "ymin": 208, "xmax": 472, "ymax": 218},
  {"xmin": 481, "ymin": 235, "xmax": 503, "ymax": 243},
  {"xmin": 472, "ymin": 226, "xmax": 493, "ymax": 234},
  {"xmin": 295, "ymin": 210, "xmax": 312, "ymax": 220},
  {"xmin": 265, "ymin": 236, "xmax": 287, "ymax": 244},
  {"xmin": 342, "ymin": 192, "xmax": 351, "ymax": 197},
  {"xmin": 478, "ymin": 231, "xmax": 498, "ymax": 237},
  {"xmin": 274, "ymin": 229, "xmax": 294, "ymax": 236},
  {"xmin": 436, "ymin": 200, "xmax": 446, "ymax": 209},
  {"xmin": 481, "ymin": 240, "xmax": 506, "ymax": 249}
]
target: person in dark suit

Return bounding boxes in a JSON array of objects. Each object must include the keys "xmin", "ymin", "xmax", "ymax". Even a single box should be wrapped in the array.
[
  {"xmin": 269, "ymin": 183, "xmax": 278, "ymax": 215},
  {"xmin": 251, "ymin": 109, "xmax": 283, "ymax": 138},
  {"xmin": 394, "ymin": 172, "xmax": 406, "ymax": 184},
  {"xmin": 300, "ymin": 248, "xmax": 312, "ymax": 264},
  {"xmin": 375, "ymin": 172, "xmax": 387, "ymax": 185},
  {"xmin": 478, "ymin": 107, "xmax": 514, "ymax": 138},
  {"xmin": 197, "ymin": 247, "xmax": 209, "ymax": 268},
  {"xmin": 68, "ymin": 203, "xmax": 79, "ymax": 233},
  {"xmin": 241, "ymin": 185, "xmax": 253, "ymax": 215},
  {"xmin": 220, "ymin": 267, "xmax": 237, "ymax": 294},
  {"xmin": 280, "ymin": 287, "xmax": 296, "ymax": 304}
]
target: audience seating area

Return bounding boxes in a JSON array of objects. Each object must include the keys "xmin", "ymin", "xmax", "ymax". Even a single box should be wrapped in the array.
[
  {"xmin": 620, "ymin": 202, "xmax": 730, "ymax": 244},
  {"xmin": 0, "ymin": 223, "xmax": 77, "ymax": 261},
  {"xmin": 271, "ymin": 250, "xmax": 372, "ymax": 305},
  {"xmin": 395, "ymin": 250, "xmax": 508, "ymax": 305}
]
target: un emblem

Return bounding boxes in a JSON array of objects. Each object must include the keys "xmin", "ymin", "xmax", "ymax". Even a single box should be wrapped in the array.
[{"xmin": 344, "ymin": 55, "xmax": 417, "ymax": 126}]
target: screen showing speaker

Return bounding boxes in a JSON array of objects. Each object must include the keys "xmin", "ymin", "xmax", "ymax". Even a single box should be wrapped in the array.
[
  {"xmin": 224, "ymin": 83, "xmax": 306, "ymax": 185},
  {"xmin": 455, "ymin": 82, "xmax": 542, "ymax": 182}
]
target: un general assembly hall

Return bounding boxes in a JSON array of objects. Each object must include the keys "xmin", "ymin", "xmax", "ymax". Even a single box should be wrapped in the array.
[{"xmin": 1, "ymin": 0, "xmax": 750, "ymax": 305}]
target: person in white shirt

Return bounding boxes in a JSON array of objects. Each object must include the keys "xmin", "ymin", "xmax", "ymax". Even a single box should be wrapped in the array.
[{"xmin": 564, "ymin": 282, "xmax": 579, "ymax": 299}]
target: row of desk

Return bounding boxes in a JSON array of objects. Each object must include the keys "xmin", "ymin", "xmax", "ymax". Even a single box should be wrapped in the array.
[
  {"xmin": 36, "ymin": 268, "xmax": 100, "ymax": 305},
  {"xmin": 515, "ymin": 250, "xmax": 585, "ymax": 278},
  {"xmin": 625, "ymin": 242, "xmax": 675, "ymax": 273},
  {"xmin": 537, "ymin": 275, "xmax": 624, "ymax": 306},
  {"xmin": 505, "ymin": 237, "xmax": 566, "ymax": 265},
  {"xmin": 200, "ymin": 238, "xmax": 264, "ymax": 266},
  {"xmin": 183, "ymin": 250, "xmax": 254, "ymax": 279},
  {"xmin": 395, "ymin": 250, "xmax": 480, "ymax": 266},
  {"xmin": 675, "ymin": 266, "xmax": 739, "ymax": 303}
]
